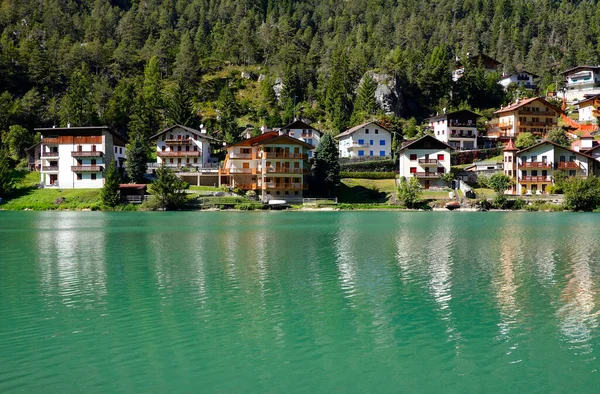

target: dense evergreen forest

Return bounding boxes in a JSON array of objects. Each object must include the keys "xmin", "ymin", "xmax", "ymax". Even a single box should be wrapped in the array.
[{"xmin": 1, "ymin": 0, "xmax": 599, "ymax": 160}]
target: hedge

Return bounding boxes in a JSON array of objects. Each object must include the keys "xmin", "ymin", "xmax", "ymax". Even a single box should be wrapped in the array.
[
  {"xmin": 339, "ymin": 159, "xmax": 396, "ymax": 172},
  {"xmin": 451, "ymin": 148, "xmax": 503, "ymax": 165},
  {"xmin": 340, "ymin": 171, "xmax": 397, "ymax": 179}
]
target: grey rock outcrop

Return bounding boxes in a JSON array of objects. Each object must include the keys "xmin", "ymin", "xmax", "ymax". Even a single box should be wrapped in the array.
[
  {"xmin": 273, "ymin": 77, "xmax": 284, "ymax": 100},
  {"xmin": 361, "ymin": 71, "xmax": 406, "ymax": 118}
]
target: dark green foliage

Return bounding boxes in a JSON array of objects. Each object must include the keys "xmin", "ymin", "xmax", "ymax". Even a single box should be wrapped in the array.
[
  {"xmin": 217, "ymin": 84, "xmax": 240, "ymax": 143},
  {"xmin": 325, "ymin": 49, "xmax": 353, "ymax": 133},
  {"xmin": 339, "ymin": 172, "xmax": 396, "ymax": 179},
  {"xmin": 451, "ymin": 148, "xmax": 503, "ymax": 165},
  {"xmin": 546, "ymin": 128, "xmax": 570, "ymax": 147},
  {"xmin": 339, "ymin": 160, "xmax": 396, "ymax": 172},
  {"xmin": 166, "ymin": 82, "xmax": 198, "ymax": 127},
  {"xmin": 312, "ymin": 133, "xmax": 340, "ymax": 197},
  {"xmin": 151, "ymin": 166, "xmax": 188, "ymax": 210},
  {"xmin": 488, "ymin": 172, "xmax": 513, "ymax": 195},
  {"xmin": 4, "ymin": 125, "xmax": 34, "ymax": 160},
  {"xmin": 352, "ymin": 74, "xmax": 378, "ymax": 124},
  {"xmin": 397, "ymin": 176, "xmax": 423, "ymax": 208},
  {"xmin": 59, "ymin": 63, "xmax": 97, "ymax": 127},
  {"xmin": 126, "ymin": 134, "xmax": 148, "ymax": 183},
  {"xmin": 0, "ymin": 149, "xmax": 13, "ymax": 197},
  {"xmin": 563, "ymin": 176, "xmax": 600, "ymax": 212},
  {"xmin": 101, "ymin": 161, "xmax": 121, "ymax": 208},
  {"xmin": 515, "ymin": 132, "xmax": 537, "ymax": 150}
]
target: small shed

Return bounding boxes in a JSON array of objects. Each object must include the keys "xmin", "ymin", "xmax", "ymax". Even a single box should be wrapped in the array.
[{"xmin": 119, "ymin": 184, "xmax": 148, "ymax": 204}]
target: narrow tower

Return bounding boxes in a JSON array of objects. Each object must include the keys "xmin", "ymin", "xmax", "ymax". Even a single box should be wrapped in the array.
[{"xmin": 503, "ymin": 139, "xmax": 518, "ymax": 194}]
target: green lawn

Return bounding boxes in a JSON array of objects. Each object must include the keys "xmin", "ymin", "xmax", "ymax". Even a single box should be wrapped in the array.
[
  {"xmin": 188, "ymin": 185, "xmax": 221, "ymax": 191},
  {"xmin": 473, "ymin": 188, "xmax": 495, "ymax": 198},
  {"xmin": 339, "ymin": 178, "xmax": 397, "ymax": 203},
  {"xmin": 1, "ymin": 171, "xmax": 101, "ymax": 210}
]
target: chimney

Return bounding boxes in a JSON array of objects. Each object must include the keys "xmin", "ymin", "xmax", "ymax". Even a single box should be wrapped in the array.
[
  {"xmin": 67, "ymin": 122, "xmax": 71, "ymax": 128},
  {"xmin": 261, "ymin": 125, "xmax": 268, "ymax": 134},
  {"xmin": 200, "ymin": 124, "xmax": 207, "ymax": 134}
]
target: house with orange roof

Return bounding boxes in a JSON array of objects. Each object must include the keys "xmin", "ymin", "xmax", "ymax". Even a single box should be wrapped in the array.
[
  {"xmin": 335, "ymin": 121, "xmax": 392, "ymax": 158},
  {"xmin": 570, "ymin": 130, "xmax": 599, "ymax": 152},
  {"xmin": 503, "ymin": 139, "xmax": 597, "ymax": 195},
  {"xmin": 489, "ymin": 97, "xmax": 560, "ymax": 142},
  {"xmin": 219, "ymin": 131, "xmax": 313, "ymax": 201}
]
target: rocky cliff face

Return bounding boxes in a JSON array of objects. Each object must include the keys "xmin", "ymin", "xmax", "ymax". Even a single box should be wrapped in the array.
[{"xmin": 366, "ymin": 71, "xmax": 406, "ymax": 117}]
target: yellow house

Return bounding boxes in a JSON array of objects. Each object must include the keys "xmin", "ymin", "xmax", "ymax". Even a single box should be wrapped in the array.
[{"xmin": 490, "ymin": 97, "xmax": 560, "ymax": 142}]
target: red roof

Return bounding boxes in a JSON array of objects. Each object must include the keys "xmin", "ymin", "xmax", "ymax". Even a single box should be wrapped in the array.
[
  {"xmin": 503, "ymin": 139, "xmax": 518, "ymax": 151},
  {"xmin": 494, "ymin": 97, "xmax": 560, "ymax": 115},
  {"xmin": 581, "ymin": 130, "xmax": 593, "ymax": 139}
]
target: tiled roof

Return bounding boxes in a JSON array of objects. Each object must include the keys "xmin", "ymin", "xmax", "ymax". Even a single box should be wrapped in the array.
[{"xmin": 335, "ymin": 121, "xmax": 390, "ymax": 139}]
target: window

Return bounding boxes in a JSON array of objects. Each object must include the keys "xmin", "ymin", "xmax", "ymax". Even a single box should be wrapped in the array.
[
  {"xmin": 365, "ymin": 129, "xmax": 369, "ymax": 134},
  {"xmin": 380, "ymin": 151, "xmax": 385, "ymax": 156},
  {"xmin": 91, "ymin": 173, "xmax": 96, "ymax": 180},
  {"xmin": 91, "ymin": 145, "xmax": 96, "ymax": 151},
  {"xmin": 522, "ymin": 155, "xmax": 527, "ymax": 162},
  {"xmin": 194, "ymin": 158, "xmax": 198, "ymax": 164},
  {"xmin": 294, "ymin": 162, "xmax": 299, "ymax": 168},
  {"xmin": 370, "ymin": 151, "xmax": 373, "ymax": 156},
  {"xmin": 437, "ymin": 154, "xmax": 444, "ymax": 161},
  {"xmin": 76, "ymin": 173, "xmax": 82, "ymax": 180},
  {"xmin": 193, "ymin": 146, "xmax": 198, "ymax": 151},
  {"xmin": 569, "ymin": 155, "xmax": 576, "ymax": 162},
  {"xmin": 410, "ymin": 154, "xmax": 417, "ymax": 161},
  {"xmin": 532, "ymin": 170, "xmax": 538, "ymax": 176},
  {"xmin": 91, "ymin": 159, "xmax": 96, "ymax": 165},
  {"xmin": 437, "ymin": 167, "xmax": 444, "ymax": 173},
  {"xmin": 370, "ymin": 140, "xmax": 374, "ymax": 145},
  {"xmin": 243, "ymin": 162, "xmax": 250, "ymax": 169},
  {"xmin": 162, "ymin": 146, "xmax": 166, "ymax": 151},
  {"xmin": 308, "ymin": 139, "xmax": 313, "ymax": 145},
  {"xmin": 119, "ymin": 147, "xmax": 122, "ymax": 154},
  {"xmin": 559, "ymin": 156, "xmax": 566, "ymax": 162},
  {"xmin": 114, "ymin": 147, "xmax": 117, "ymax": 153},
  {"xmin": 380, "ymin": 140, "xmax": 385, "ymax": 145},
  {"xmin": 569, "ymin": 170, "xmax": 576, "ymax": 176},
  {"xmin": 542, "ymin": 170, "xmax": 547, "ymax": 176},
  {"xmin": 531, "ymin": 155, "xmax": 537, "ymax": 162},
  {"xmin": 358, "ymin": 139, "xmax": 365, "ymax": 145},
  {"xmin": 358, "ymin": 150, "xmax": 364, "ymax": 156},
  {"xmin": 410, "ymin": 167, "xmax": 417, "ymax": 173},
  {"xmin": 375, "ymin": 129, "xmax": 379, "ymax": 134},
  {"xmin": 170, "ymin": 158, "xmax": 174, "ymax": 163},
  {"xmin": 542, "ymin": 155, "xmax": 547, "ymax": 163}
]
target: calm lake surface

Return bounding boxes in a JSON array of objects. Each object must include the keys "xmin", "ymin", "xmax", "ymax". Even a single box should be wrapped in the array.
[{"xmin": 1, "ymin": 211, "xmax": 600, "ymax": 393}]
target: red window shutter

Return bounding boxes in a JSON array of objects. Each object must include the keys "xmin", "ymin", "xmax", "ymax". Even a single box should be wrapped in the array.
[
  {"xmin": 437, "ymin": 154, "xmax": 444, "ymax": 160},
  {"xmin": 410, "ymin": 167, "xmax": 417, "ymax": 173}
]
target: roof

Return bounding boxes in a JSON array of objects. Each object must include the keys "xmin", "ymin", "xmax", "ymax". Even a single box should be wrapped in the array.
[
  {"xmin": 34, "ymin": 125, "xmax": 127, "ymax": 144},
  {"xmin": 494, "ymin": 97, "xmax": 561, "ymax": 115},
  {"xmin": 426, "ymin": 109, "xmax": 481, "ymax": 122},
  {"xmin": 149, "ymin": 124, "xmax": 220, "ymax": 142},
  {"xmin": 335, "ymin": 121, "xmax": 390, "ymax": 139},
  {"xmin": 25, "ymin": 141, "xmax": 41, "ymax": 152},
  {"xmin": 500, "ymin": 70, "xmax": 539, "ymax": 79},
  {"xmin": 575, "ymin": 94, "xmax": 600, "ymax": 106},
  {"xmin": 516, "ymin": 140, "xmax": 596, "ymax": 160},
  {"xmin": 464, "ymin": 161, "xmax": 502, "ymax": 170},
  {"xmin": 504, "ymin": 139, "xmax": 518, "ymax": 151},
  {"xmin": 581, "ymin": 130, "xmax": 594, "ymax": 139},
  {"xmin": 456, "ymin": 53, "xmax": 502, "ymax": 68},
  {"xmin": 280, "ymin": 119, "xmax": 321, "ymax": 133},
  {"xmin": 225, "ymin": 131, "xmax": 313, "ymax": 149},
  {"xmin": 560, "ymin": 66, "xmax": 600, "ymax": 76},
  {"xmin": 400, "ymin": 134, "xmax": 453, "ymax": 151},
  {"xmin": 226, "ymin": 131, "xmax": 279, "ymax": 147}
]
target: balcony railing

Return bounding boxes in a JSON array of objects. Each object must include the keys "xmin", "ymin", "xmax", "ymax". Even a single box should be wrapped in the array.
[
  {"xmin": 71, "ymin": 150, "xmax": 104, "ymax": 157},
  {"xmin": 448, "ymin": 122, "xmax": 476, "ymax": 127},
  {"xmin": 517, "ymin": 109, "xmax": 553, "ymax": 115},
  {"xmin": 41, "ymin": 151, "xmax": 59, "ymax": 158},
  {"xmin": 263, "ymin": 152, "xmax": 306, "ymax": 159},
  {"xmin": 42, "ymin": 137, "xmax": 59, "ymax": 144},
  {"xmin": 412, "ymin": 172, "xmax": 444, "ymax": 178},
  {"xmin": 258, "ymin": 182, "xmax": 307, "ymax": 190},
  {"xmin": 449, "ymin": 132, "xmax": 476, "ymax": 138},
  {"xmin": 498, "ymin": 124, "xmax": 514, "ymax": 130},
  {"xmin": 558, "ymin": 161, "xmax": 579, "ymax": 169},
  {"xmin": 518, "ymin": 121, "xmax": 554, "ymax": 127},
  {"xmin": 165, "ymin": 139, "xmax": 193, "ymax": 145},
  {"xmin": 41, "ymin": 166, "xmax": 59, "ymax": 172},
  {"xmin": 520, "ymin": 176, "xmax": 552, "ymax": 182},
  {"xmin": 71, "ymin": 165, "xmax": 104, "ymax": 172},
  {"xmin": 235, "ymin": 183, "xmax": 258, "ymax": 190},
  {"xmin": 221, "ymin": 168, "xmax": 257, "ymax": 174},
  {"xmin": 264, "ymin": 167, "xmax": 307, "ymax": 174},
  {"xmin": 418, "ymin": 159, "xmax": 438, "ymax": 165},
  {"xmin": 521, "ymin": 161, "xmax": 552, "ymax": 169},
  {"xmin": 157, "ymin": 151, "xmax": 201, "ymax": 157}
]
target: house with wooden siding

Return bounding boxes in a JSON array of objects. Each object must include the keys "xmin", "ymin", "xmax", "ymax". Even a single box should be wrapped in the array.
[{"xmin": 489, "ymin": 97, "xmax": 560, "ymax": 142}]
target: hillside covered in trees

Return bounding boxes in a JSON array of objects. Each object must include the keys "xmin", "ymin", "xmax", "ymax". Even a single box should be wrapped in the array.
[{"xmin": 1, "ymin": 0, "xmax": 599, "ymax": 157}]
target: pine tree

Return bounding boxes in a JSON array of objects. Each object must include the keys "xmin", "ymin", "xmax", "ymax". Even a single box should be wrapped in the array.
[
  {"xmin": 59, "ymin": 63, "xmax": 96, "ymax": 127},
  {"xmin": 151, "ymin": 165, "xmax": 187, "ymax": 210},
  {"xmin": 126, "ymin": 133, "xmax": 148, "ymax": 183},
  {"xmin": 312, "ymin": 133, "xmax": 340, "ymax": 197},
  {"xmin": 172, "ymin": 32, "xmax": 199, "ymax": 84},
  {"xmin": 352, "ymin": 74, "xmax": 378, "ymax": 123},
  {"xmin": 166, "ymin": 82, "xmax": 197, "ymax": 126},
  {"xmin": 0, "ymin": 149, "xmax": 12, "ymax": 198},
  {"xmin": 101, "ymin": 161, "xmax": 121, "ymax": 207},
  {"xmin": 217, "ymin": 84, "xmax": 240, "ymax": 143},
  {"xmin": 325, "ymin": 49, "xmax": 353, "ymax": 133}
]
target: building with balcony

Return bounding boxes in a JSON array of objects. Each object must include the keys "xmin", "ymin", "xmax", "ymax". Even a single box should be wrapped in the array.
[
  {"xmin": 399, "ymin": 135, "xmax": 452, "ymax": 189},
  {"xmin": 574, "ymin": 94, "xmax": 600, "ymax": 123},
  {"xmin": 490, "ymin": 97, "xmax": 560, "ymax": 142},
  {"xmin": 280, "ymin": 119, "xmax": 321, "ymax": 158},
  {"xmin": 503, "ymin": 138, "xmax": 597, "ymax": 195},
  {"xmin": 426, "ymin": 110, "xmax": 480, "ymax": 150},
  {"xmin": 150, "ymin": 124, "xmax": 220, "ymax": 169},
  {"xmin": 219, "ymin": 131, "xmax": 313, "ymax": 201},
  {"xmin": 35, "ymin": 126, "xmax": 126, "ymax": 189},
  {"xmin": 561, "ymin": 66, "xmax": 600, "ymax": 103},
  {"xmin": 335, "ymin": 121, "xmax": 392, "ymax": 158},
  {"xmin": 498, "ymin": 71, "xmax": 538, "ymax": 90},
  {"xmin": 452, "ymin": 53, "xmax": 502, "ymax": 82}
]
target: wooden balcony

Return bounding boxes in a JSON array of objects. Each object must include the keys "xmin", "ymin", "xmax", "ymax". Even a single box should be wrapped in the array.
[
  {"xmin": 236, "ymin": 183, "xmax": 258, "ymax": 190},
  {"xmin": 521, "ymin": 161, "xmax": 552, "ymax": 169},
  {"xmin": 221, "ymin": 168, "xmax": 257, "ymax": 175},
  {"xmin": 165, "ymin": 139, "xmax": 193, "ymax": 145},
  {"xmin": 449, "ymin": 132, "xmax": 476, "ymax": 138},
  {"xmin": 157, "ymin": 151, "xmax": 201, "ymax": 157},
  {"xmin": 518, "ymin": 121, "xmax": 554, "ymax": 127},
  {"xmin": 418, "ymin": 159, "xmax": 438, "ymax": 165},
  {"xmin": 263, "ymin": 152, "xmax": 306, "ymax": 159},
  {"xmin": 557, "ymin": 161, "xmax": 579, "ymax": 169},
  {"xmin": 71, "ymin": 150, "xmax": 104, "ymax": 157},
  {"xmin": 42, "ymin": 137, "xmax": 59, "ymax": 144},
  {"xmin": 412, "ymin": 172, "xmax": 443, "ymax": 178},
  {"xmin": 517, "ymin": 109, "xmax": 554, "ymax": 115},
  {"xmin": 71, "ymin": 165, "xmax": 104, "ymax": 172},
  {"xmin": 498, "ymin": 124, "xmax": 514, "ymax": 130},
  {"xmin": 228, "ymin": 153, "xmax": 254, "ymax": 159},
  {"xmin": 520, "ymin": 176, "xmax": 552, "ymax": 183},
  {"xmin": 259, "ymin": 182, "xmax": 308, "ymax": 190},
  {"xmin": 41, "ymin": 166, "xmax": 59, "ymax": 172},
  {"xmin": 264, "ymin": 167, "xmax": 308, "ymax": 174},
  {"xmin": 40, "ymin": 151, "xmax": 59, "ymax": 158}
]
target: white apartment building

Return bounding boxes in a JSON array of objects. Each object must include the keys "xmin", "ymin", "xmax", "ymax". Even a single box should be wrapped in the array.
[
  {"xmin": 561, "ymin": 66, "xmax": 600, "ymax": 103},
  {"xmin": 503, "ymin": 139, "xmax": 597, "ymax": 194},
  {"xmin": 426, "ymin": 110, "xmax": 479, "ymax": 150},
  {"xmin": 575, "ymin": 94, "xmax": 600, "ymax": 123},
  {"xmin": 280, "ymin": 119, "xmax": 321, "ymax": 158},
  {"xmin": 498, "ymin": 71, "xmax": 537, "ymax": 90},
  {"xmin": 36, "ymin": 126, "xmax": 126, "ymax": 189},
  {"xmin": 335, "ymin": 121, "xmax": 392, "ymax": 158},
  {"xmin": 150, "ymin": 125, "xmax": 219, "ymax": 168},
  {"xmin": 399, "ymin": 135, "xmax": 452, "ymax": 189}
]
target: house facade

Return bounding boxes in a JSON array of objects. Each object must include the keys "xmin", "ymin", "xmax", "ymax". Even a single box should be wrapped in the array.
[
  {"xmin": 503, "ymin": 139, "xmax": 596, "ymax": 195},
  {"xmin": 490, "ymin": 97, "xmax": 560, "ymax": 141},
  {"xmin": 219, "ymin": 131, "xmax": 312, "ymax": 201},
  {"xmin": 36, "ymin": 126, "xmax": 126, "ymax": 189},
  {"xmin": 575, "ymin": 94, "xmax": 600, "ymax": 123},
  {"xmin": 399, "ymin": 135, "xmax": 452, "ymax": 189},
  {"xmin": 426, "ymin": 110, "xmax": 479, "ymax": 150},
  {"xmin": 280, "ymin": 120, "xmax": 321, "ymax": 158},
  {"xmin": 561, "ymin": 66, "xmax": 600, "ymax": 103},
  {"xmin": 452, "ymin": 53, "xmax": 502, "ymax": 82},
  {"xmin": 498, "ymin": 71, "xmax": 537, "ymax": 90},
  {"xmin": 150, "ymin": 125, "xmax": 219, "ymax": 169},
  {"xmin": 335, "ymin": 121, "xmax": 392, "ymax": 158}
]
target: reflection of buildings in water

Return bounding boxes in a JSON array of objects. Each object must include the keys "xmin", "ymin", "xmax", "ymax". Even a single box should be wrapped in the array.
[
  {"xmin": 495, "ymin": 228, "xmax": 520, "ymax": 342},
  {"xmin": 36, "ymin": 213, "xmax": 107, "ymax": 308},
  {"xmin": 557, "ymin": 236, "xmax": 599, "ymax": 354},
  {"xmin": 333, "ymin": 215, "xmax": 360, "ymax": 307},
  {"xmin": 531, "ymin": 229, "xmax": 558, "ymax": 286}
]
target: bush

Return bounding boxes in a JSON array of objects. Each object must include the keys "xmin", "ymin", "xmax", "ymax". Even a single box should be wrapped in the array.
[
  {"xmin": 339, "ymin": 159, "xmax": 396, "ymax": 172},
  {"xmin": 340, "ymin": 171, "xmax": 396, "ymax": 179},
  {"xmin": 397, "ymin": 176, "xmax": 423, "ymax": 208},
  {"xmin": 234, "ymin": 202, "xmax": 264, "ymax": 210},
  {"xmin": 563, "ymin": 176, "xmax": 600, "ymax": 211},
  {"xmin": 511, "ymin": 198, "xmax": 525, "ymax": 210}
]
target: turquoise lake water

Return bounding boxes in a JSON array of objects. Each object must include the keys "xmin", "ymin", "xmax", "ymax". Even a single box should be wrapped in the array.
[{"xmin": 1, "ymin": 211, "xmax": 599, "ymax": 392}]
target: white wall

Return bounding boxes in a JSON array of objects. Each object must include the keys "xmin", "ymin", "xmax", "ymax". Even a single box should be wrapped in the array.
[
  {"xmin": 155, "ymin": 127, "xmax": 212, "ymax": 167},
  {"xmin": 578, "ymin": 103, "xmax": 595, "ymax": 123},
  {"xmin": 338, "ymin": 124, "xmax": 392, "ymax": 158}
]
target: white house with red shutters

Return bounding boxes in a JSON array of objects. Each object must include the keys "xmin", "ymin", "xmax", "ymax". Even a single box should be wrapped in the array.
[{"xmin": 399, "ymin": 135, "xmax": 453, "ymax": 189}]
